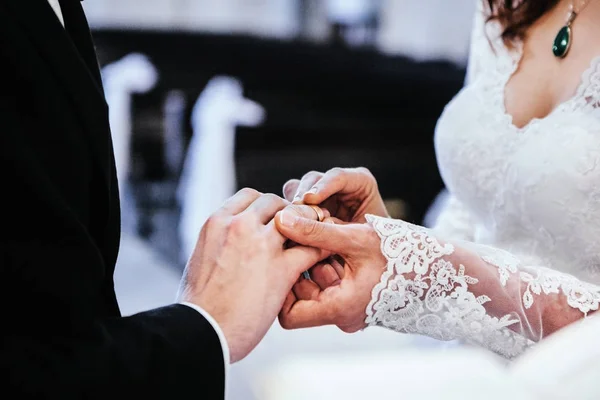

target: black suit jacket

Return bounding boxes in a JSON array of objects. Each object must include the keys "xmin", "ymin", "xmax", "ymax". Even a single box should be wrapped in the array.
[{"xmin": 0, "ymin": 0, "xmax": 225, "ymax": 398}]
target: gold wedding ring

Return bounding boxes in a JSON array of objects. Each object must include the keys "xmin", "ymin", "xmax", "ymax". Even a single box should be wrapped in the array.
[{"xmin": 309, "ymin": 205, "xmax": 325, "ymax": 222}]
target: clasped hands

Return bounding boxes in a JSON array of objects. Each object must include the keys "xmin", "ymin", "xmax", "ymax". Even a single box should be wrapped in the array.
[
  {"xmin": 178, "ymin": 167, "xmax": 388, "ymax": 363},
  {"xmin": 276, "ymin": 167, "xmax": 388, "ymax": 333}
]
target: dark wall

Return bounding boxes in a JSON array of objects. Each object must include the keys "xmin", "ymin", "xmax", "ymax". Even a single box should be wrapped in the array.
[{"xmin": 92, "ymin": 30, "xmax": 466, "ymax": 265}]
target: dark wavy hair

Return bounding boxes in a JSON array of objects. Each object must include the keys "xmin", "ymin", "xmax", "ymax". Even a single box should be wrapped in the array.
[{"xmin": 487, "ymin": 0, "xmax": 560, "ymax": 45}]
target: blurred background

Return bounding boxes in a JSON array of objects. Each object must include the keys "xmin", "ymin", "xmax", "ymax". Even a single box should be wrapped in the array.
[{"xmin": 87, "ymin": 1, "xmax": 477, "ymax": 398}]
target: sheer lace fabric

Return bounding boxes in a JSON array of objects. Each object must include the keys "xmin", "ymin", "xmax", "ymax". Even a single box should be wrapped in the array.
[
  {"xmin": 363, "ymin": 2, "xmax": 600, "ymax": 359},
  {"xmin": 365, "ymin": 215, "xmax": 600, "ymax": 359}
]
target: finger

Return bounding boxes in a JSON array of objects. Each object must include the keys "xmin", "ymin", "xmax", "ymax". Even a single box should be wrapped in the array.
[
  {"xmin": 310, "ymin": 217, "xmax": 351, "ymax": 279},
  {"xmin": 330, "ymin": 255, "xmax": 346, "ymax": 278},
  {"xmin": 219, "ymin": 188, "xmax": 262, "ymax": 216},
  {"xmin": 282, "ymin": 245, "xmax": 331, "ymax": 278},
  {"xmin": 319, "ymin": 196, "xmax": 341, "ymax": 218},
  {"xmin": 281, "ymin": 291, "xmax": 297, "ymax": 316},
  {"xmin": 279, "ymin": 294, "xmax": 338, "ymax": 329},
  {"xmin": 267, "ymin": 204, "xmax": 331, "ymax": 245},
  {"xmin": 276, "ymin": 210, "xmax": 368, "ymax": 255},
  {"xmin": 283, "ymin": 179, "xmax": 300, "ymax": 202},
  {"xmin": 292, "ymin": 278, "xmax": 321, "ymax": 301},
  {"xmin": 302, "ymin": 167, "xmax": 373, "ymax": 205},
  {"xmin": 244, "ymin": 193, "xmax": 289, "ymax": 224},
  {"xmin": 323, "ymin": 216, "xmax": 349, "ymax": 225},
  {"xmin": 292, "ymin": 171, "xmax": 323, "ymax": 204},
  {"xmin": 310, "ymin": 261, "xmax": 341, "ymax": 290},
  {"xmin": 286, "ymin": 204, "xmax": 331, "ymax": 222}
]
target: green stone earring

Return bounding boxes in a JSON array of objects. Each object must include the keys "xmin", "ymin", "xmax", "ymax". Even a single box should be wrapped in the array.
[
  {"xmin": 553, "ymin": 1, "xmax": 592, "ymax": 59},
  {"xmin": 552, "ymin": 12, "xmax": 576, "ymax": 58}
]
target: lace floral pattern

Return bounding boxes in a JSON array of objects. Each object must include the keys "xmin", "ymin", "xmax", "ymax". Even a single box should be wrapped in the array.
[
  {"xmin": 575, "ymin": 57, "xmax": 600, "ymax": 111},
  {"xmin": 518, "ymin": 269, "xmax": 600, "ymax": 314},
  {"xmin": 375, "ymin": 219, "xmax": 454, "ymax": 275},
  {"xmin": 365, "ymin": 215, "xmax": 600, "ymax": 359},
  {"xmin": 365, "ymin": 215, "xmax": 531, "ymax": 359}
]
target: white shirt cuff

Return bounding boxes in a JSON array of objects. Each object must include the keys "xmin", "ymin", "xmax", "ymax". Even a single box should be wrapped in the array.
[{"xmin": 181, "ymin": 302, "xmax": 230, "ymax": 396}]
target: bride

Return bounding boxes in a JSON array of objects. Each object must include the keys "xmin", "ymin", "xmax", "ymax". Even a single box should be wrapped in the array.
[{"xmin": 273, "ymin": 0, "xmax": 600, "ymax": 358}]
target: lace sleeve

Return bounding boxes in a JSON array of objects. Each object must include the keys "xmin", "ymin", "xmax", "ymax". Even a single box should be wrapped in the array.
[{"xmin": 364, "ymin": 215, "xmax": 600, "ymax": 359}]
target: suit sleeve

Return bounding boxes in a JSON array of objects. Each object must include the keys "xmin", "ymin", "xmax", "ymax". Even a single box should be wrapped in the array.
[{"xmin": 3, "ymin": 295, "xmax": 226, "ymax": 398}]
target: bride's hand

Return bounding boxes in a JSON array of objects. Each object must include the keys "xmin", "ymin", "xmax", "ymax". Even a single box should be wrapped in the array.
[
  {"xmin": 275, "ymin": 208, "xmax": 386, "ymax": 332},
  {"xmin": 282, "ymin": 167, "xmax": 388, "ymax": 223}
]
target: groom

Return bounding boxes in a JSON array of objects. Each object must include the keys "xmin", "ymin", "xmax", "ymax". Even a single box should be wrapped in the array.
[{"xmin": 0, "ymin": 0, "xmax": 326, "ymax": 398}]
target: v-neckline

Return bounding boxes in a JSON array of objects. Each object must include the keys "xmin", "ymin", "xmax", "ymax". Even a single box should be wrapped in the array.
[{"xmin": 499, "ymin": 44, "xmax": 600, "ymax": 133}]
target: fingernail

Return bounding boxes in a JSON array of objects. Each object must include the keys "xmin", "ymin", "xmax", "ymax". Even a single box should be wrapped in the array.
[
  {"xmin": 307, "ymin": 186, "xmax": 319, "ymax": 194},
  {"xmin": 279, "ymin": 210, "xmax": 299, "ymax": 227}
]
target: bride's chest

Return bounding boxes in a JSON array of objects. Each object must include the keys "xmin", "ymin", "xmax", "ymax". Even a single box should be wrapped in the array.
[{"xmin": 435, "ymin": 78, "xmax": 600, "ymax": 243}]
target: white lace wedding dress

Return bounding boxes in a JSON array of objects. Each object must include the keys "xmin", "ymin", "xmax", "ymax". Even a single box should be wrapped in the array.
[{"xmin": 363, "ymin": 2, "xmax": 600, "ymax": 359}]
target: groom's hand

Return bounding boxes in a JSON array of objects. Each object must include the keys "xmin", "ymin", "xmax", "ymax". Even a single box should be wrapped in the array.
[{"xmin": 178, "ymin": 189, "xmax": 329, "ymax": 363}]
